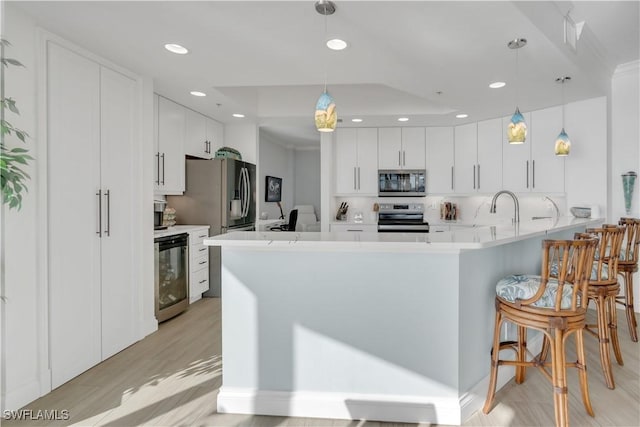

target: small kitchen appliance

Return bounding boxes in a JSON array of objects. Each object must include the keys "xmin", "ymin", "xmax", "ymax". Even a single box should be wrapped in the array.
[{"xmin": 378, "ymin": 170, "xmax": 426, "ymax": 197}]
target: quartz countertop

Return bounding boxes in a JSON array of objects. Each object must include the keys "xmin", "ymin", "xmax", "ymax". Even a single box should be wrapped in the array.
[
  {"xmin": 204, "ymin": 217, "xmax": 602, "ymax": 252},
  {"xmin": 154, "ymin": 225, "xmax": 209, "ymax": 239}
]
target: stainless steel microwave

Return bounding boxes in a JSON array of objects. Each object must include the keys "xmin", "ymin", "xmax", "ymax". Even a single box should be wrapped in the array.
[{"xmin": 378, "ymin": 170, "xmax": 426, "ymax": 197}]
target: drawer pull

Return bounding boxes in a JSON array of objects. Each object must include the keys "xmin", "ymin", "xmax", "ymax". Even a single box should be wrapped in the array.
[
  {"xmin": 198, "ymin": 234, "xmax": 208, "ymax": 238},
  {"xmin": 199, "ymin": 279, "xmax": 207, "ymax": 284},
  {"xmin": 198, "ymin": 247, "xmax": 207, "ymax": 252},
  {"xmin": 198, "ymin": 260, "xmax": 207, "ymax": 265}
]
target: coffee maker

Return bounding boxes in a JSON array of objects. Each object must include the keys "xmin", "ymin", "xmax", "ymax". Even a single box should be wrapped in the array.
[{"xmin": 154, "ymin": 199, "xmax": 167, "ymax": 230}]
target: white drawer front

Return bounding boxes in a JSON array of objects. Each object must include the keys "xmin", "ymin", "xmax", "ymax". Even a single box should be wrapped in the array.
[
  {"xmin": 330, "ymin": 224, "xmax": 378, "ymax": 233},
  {"xmin": 190, "ymin": 230, "xmax": 210, "ymax": 246},
  {"xmin": 192, "ymin": 253, "xmax": 209, "ymax": 271},
  {"xmin": 190, "ymin": 244, "xmax": 209, "ymax": 262},
  {"xmin": 191, "ymin": 268, "xmax": 209, "ymax": 295}
]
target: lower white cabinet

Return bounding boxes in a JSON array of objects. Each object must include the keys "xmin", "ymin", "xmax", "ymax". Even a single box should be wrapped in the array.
[
  {"xmin": 189, "ymin": 227, "xmax": 210, "ymax": 303},
  {"xmin": 330, "ymin": 223, "xmax": 378, "ymax": 232}
]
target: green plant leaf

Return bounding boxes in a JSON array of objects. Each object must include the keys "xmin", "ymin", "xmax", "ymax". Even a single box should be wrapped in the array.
[
  {"xmin": 15, "ymin": 131, "xmax": 25, "ymax": 142},
  {"xmin": 10, "ymin": 147, "xmax": 28, "ymax": 153}
]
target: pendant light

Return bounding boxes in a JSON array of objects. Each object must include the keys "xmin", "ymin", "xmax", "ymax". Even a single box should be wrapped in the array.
[
  {"xmin": 554, "ymin": 76, "xmax": 571, "ymax": 156},
  {"xmin": 507, "ymin": 38, "xmax": 527, "ymax": 144},
  {"xmin": 314, "ymin": 0, "xmax": 337, "ymax": 132}
]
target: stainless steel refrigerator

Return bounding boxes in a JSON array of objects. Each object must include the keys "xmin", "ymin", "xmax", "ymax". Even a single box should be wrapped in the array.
[{"xmin": 168, "ymin": 158, "xmax": 256, "ymax": 296}]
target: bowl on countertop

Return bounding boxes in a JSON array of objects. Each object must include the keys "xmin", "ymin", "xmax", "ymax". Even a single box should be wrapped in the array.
[{"xmin": 570, "ymin": 207, "xmax": 591, "ymax": 218}]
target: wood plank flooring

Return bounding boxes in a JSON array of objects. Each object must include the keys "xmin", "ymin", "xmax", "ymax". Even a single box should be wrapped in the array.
[{"xmin": 5, "ymin": 298, "xmax": 639, "ymax": 426}]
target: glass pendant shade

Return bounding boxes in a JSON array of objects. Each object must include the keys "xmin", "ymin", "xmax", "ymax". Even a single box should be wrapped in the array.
[
  {"xmin": 507, "ymin": 107, "xmax": 527, "ymax": 144},
  {"xmin": 554, "ymin": 128, "xmax": 571, "ymax": 156},
  {"xmin": 315, "ymin": 91, "xmax": 337, "ymax": 132}
]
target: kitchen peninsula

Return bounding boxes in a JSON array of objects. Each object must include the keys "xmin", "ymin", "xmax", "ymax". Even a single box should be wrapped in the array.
[{"xmin": 205, "ymin": 217, "xmax": 600, "ymax": 425}]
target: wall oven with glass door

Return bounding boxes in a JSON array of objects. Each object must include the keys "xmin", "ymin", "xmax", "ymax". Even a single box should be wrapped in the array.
[
  {"xmin": 155, "ymin": 233, "xmax": 189, "ymax": 322},
  {"xmin": 378, "ymin": 169, "xmax": 426, "ymax": 197}
]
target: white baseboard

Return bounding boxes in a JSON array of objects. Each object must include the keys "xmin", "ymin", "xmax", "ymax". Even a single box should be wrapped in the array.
[
  {"xmin": 217, "ymin": 334, "xmax": 545, "ymax": 426},
  {"xmin": 3, "ymin": 379, "xmax": 42, "ymax": 411}
]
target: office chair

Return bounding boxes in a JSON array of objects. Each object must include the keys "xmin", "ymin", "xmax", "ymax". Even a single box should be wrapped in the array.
[{"xmin": 270, "ymin": 209, "xmax": 298, "ymax": 231}]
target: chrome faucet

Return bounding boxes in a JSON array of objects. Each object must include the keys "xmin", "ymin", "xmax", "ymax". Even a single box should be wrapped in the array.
[{"xmin": 490, "ymin": 190, "xmax": 520, "ymax": 224}]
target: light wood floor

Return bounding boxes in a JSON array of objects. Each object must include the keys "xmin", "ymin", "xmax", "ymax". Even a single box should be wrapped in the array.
[{"xmin": 6, "ymin": 298, "xmax": 639, "ymax": 427}]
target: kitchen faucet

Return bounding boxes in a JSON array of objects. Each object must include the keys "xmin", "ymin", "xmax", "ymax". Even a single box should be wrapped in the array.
[{"xmin": 490, "ymin": 190, "xmax": 520, "ymax": 224}]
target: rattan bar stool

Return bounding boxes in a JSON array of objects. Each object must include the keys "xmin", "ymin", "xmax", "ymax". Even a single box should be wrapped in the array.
[
  {"xmin": 617, "ymin": 218, "xmax": 640, "ymax": 342},
  {"xmin": 483, "ymin": 238, "xmax": 598, "ymax": 427},
  {"xmin": 576, "ymin": 226, "xmax": 625, "ymax": 389}
]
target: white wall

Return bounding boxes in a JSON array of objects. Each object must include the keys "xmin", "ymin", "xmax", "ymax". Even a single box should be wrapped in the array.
[
  {"xmin": 294, "ymin": 149, "xmax": 321, "ymax": 220},
  {"xmin": 611, "ymin": 61, "xmax": 640, "ymax": 314},
  {"xmin": 1, "ymin": 5, "xmax": 43, "ymax": 410},
  {"xmin": 225, "ymin": 122, "xmax": 258, "ymax": 165},
  {"xmin": 258, "ymin": 133, "xmax": 295, "ymax": 221}
]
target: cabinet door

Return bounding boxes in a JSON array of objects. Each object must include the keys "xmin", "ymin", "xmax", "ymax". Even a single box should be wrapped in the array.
[
  {"xmin": 477, "ymin": 118, "xmax": 503, "ymax": 193},
  {"xmin": 158, "ymin": 97, "xmax": 185, "ymax": 194},
  {"xmin": 531, "ymin": 106, "xmax": 564, "ymax": 193},
  {"xmin": 184, "ymin": 108, "xmax": 208, "ymax": 159},
  {"xmin": 206, "ymin": 117, "xmax": 224, "ymax": 156},
  {"xmin": 502, "ymin": 112, "xmax": 532, "ymax": 193},
  {"xmin": 401, "ymin": 127, "xmax": 426, "ymax": 169},
  {"xmin": 426, "ymin": 127, "xmax": 454, "ymax": 194},
  {"xmin": 47, "ymin": 41, "xmax": 102, "ymax": 388},
  {"xmin": 378, "ymin": 127, "xmax": 402, "ymax": 169},
  {"xmin": 335, "ymin": 129, "xmax": 359, "ymax": 194},
  {"xmin": 454, "ymin": 123, "xmax": 478, "ymax": 193},
  {"xmin": 356, "ymin": 128, "xmax": 379, "ymax": 195},
  {"xmin": 99, "ymin": 67, "xmax": 138, "ymax": 360}
]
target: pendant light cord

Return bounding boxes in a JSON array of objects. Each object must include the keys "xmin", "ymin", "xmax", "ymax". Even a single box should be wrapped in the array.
[
  {"xmin": 323, "ymin": 3, "xmax": 328, "ymax": 93},
  {"xmin": 561, "ymin": 78, "xmax": 565, "ymax": 129},
  {"xmin": 515, "ymin": 47, "xmax": 519, "ymax": 107}
]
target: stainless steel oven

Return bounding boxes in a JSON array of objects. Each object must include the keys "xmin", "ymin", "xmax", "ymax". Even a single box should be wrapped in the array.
[
  {"xmin": 377, "ymin": 203, "xmax": 429, "ymax": 233},
  {"xmin": 154, "ymin": 233, "xmax": 189, "ymax": 322},
  {"xmin": 378, "ymin": 169, "xmax": 426, "ymax": 197}
]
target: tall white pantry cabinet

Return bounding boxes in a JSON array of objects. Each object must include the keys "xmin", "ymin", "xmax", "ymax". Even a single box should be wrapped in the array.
[{"xmin": 46, "ymin": 40, "xmax": 142, "ymax": 388}]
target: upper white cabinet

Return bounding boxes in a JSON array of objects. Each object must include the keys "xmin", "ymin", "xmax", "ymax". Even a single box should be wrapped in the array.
[
  {"xmin": 185, "ymin": 109, "xmax": 224, "ymax": 159},
  {"xmin": 156, "ymin": 96, "xmax": 185, "ymax": 194},
  {"xmin": 502, "ymin": 109, "xmax": 564, "ymax": 193},
  {"xmin": 454, "ymin": 120, "xmax": 502, "ymax": 194},
  {"xmin": 335, "ymin": 128, "xmax": 378, "ymax": 195},
  {"xmin": 378, "ymin": 127, "xmax": 425, "ymax": 169},
  {"xmin": 47, "ymin": 41, "xmax": 141, "ymax": 388},
  {"xmin": 426, "ymin": 127, "xmax": 455, "ymax": 194},
  {"xmin": 454, "ymin": 123, "xmax": 477, "ymax": 193}
]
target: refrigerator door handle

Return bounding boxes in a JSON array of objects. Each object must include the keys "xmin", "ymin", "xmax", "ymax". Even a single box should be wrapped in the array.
[
  {"xmin": 244, "ymin": 167, "xmax": 251, "ymax": 218},
  {"xmin": 241, "ymin": 167, "xmax": 249, "ymax": 218}
]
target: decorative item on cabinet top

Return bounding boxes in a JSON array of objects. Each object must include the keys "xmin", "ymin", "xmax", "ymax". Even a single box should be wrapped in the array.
[{"xmin": 215, "ymin": 146, "xmax": 242, "ymax": 160}]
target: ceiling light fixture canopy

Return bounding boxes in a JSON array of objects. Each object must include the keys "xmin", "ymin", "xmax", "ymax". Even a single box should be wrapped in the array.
[
  {"xmin": 314, "ymin": 0, "xmax": 338, "ymax": 132},
  {"xmin": 507, "ymin": 38, "xmax": 527, "ymax": 144},
  {"xmin": 555, "ymin": 76, "xmax": 571, "ymax": 156}
]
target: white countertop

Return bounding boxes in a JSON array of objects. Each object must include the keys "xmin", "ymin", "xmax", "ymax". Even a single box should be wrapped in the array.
[
  {"xmin": 154, "ymin": 224, "xmax": 209, "ymax": 239},
  {"xmin": 204, "ymin": 217, "xmax": 602, "ymax": 252}
]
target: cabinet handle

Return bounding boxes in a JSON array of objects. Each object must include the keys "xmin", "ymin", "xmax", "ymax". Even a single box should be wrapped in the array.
[
  {"xmin": 104, "ymin": 189, "xmax": 110, "ymax": 236},
  {"xmin": 532, "ymin": 160, "xmax": 535, "ymax": 189},
  {"xmin": 161, "ymin": 153, "xmax": 165, "ymax": 185},
  {"xmin": 451, "ymin": 166, "xmax": 454, "ymax": 190},
  {"xmin": 357, "ymin": 167, "xmax": 361, "ymax": 190},
  {"xmin": 354, "ymin": 167, "xmax": 357, "ymax": 191},
  {"xmin": 526, "ymin": 160, "xmax": 529, "ymax": 188},
  {"xmin": 198, "ymin": 234, "xmax": 208, "ymax": 238},
  {"xmin": 398, "ymin": 151, "xmax": 401, "ymax": 166},
  {"xmin": 198, "ymin": 260, "xmax": 207, "ymax": 265},
  {"xmin": 199, "ymin": 279, "xmax": 207, "ymax": 284},
  {"xmin": 347, "ymin": 229, "xmax": 363, "ymax": 232},
  {"xmin": 155, "ymin": 152, "xmax": 160, "ymax": 185},
  {"xmin": 473, "ymin": 165, "xmax": 476, "ymax": 189},
  {"xmin": 477, "ymin": 164, "xmax": 480, "ymax": 189},
  {"xmin": 199, "ymin": 247, "xmax": 207, "ymax": 252},
  {"xmin": 403, "ymin": 151, "xmax": 406, "ymax": 166},
  {"xmin": 96, "ymin": 189, "xmax": 102, "ymax": 237}
]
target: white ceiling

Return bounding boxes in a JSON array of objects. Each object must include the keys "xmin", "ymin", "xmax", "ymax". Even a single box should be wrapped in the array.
[{"xmin": 12, "ymin": 1, "xmax": 640, "ymax": 147}]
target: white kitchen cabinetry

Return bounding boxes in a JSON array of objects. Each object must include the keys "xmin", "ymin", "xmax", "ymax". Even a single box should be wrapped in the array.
[
  {"xmin": 454, "ymin": 120, "xmax": 502, "ymax": 194},
  {"xmin": 454, "ymin": 123, "xmax": 477, "ymax": 193},
  {"xmin": 378, "ymin": 127, "xmax": 425, "ymax": 169},
  {"xmin": 155, "ymin": 96, "xmax": 185, "ymax": 194},
  {"xmin": 47, "ymin": 41, "xmax": 141, "ymax": 388},
  {"xmin": 184, "ymin": 109, "xmax": 224, "ymax": 159},
  {"xmin": 426, "ymin": 127, "xmax": 455, "ymax": 194},
  {"xmin": 330, "ymin": 223, "xmax": 378, "ymax": 232},
  {"xmin": 335, "ymin": 128, "xmax": 378, "ymax": 195},
  {"xmin": 188, "ymin": 227, "xmax": 210, "ymax": 303},
  {"xmin": 502, "ymin": 109, "xmax": 564, "ymax": 193}
]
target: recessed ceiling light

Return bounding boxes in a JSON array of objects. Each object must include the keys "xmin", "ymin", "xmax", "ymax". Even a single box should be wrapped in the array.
[
  {"xmin": 190, "ymin": 91, "xmax": 206, "ymax": 97},
  {"xmin": 489, "ymin": 81, "xmax": 506, "ymax": 89},
  {"xmin": 164, "ymin": 43, "xmax": 189, "ymax": 55},
  {"xmin": 232, "ymin": 113, "xmax": 245, "ymax": 118},
  {"xmin": 397, "ymin": 117, "xmax": 409, "ymax": 122},
  {"xmin": 456, "ymin": 114, "xmax": 469, "ymax": 118},
  {"xmin": 326, "ymin": 39, "xmax": 348, "ymax": 50},
  {"xmin": 351, "ymin": 118, "xmax": 363, "ymax": 123}
]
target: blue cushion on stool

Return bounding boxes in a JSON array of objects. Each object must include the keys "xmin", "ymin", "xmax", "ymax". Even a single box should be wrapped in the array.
[
  {"xmin": 496, "ymin": 274, "xmax": 576, "ymax": 309},
  {"xmin": 550, "ymin": 261, "xmax": 609, "ymax": 280}
]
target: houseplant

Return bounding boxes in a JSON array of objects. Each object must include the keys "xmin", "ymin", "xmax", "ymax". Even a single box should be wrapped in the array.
[{"xmin": 1, "ymin": 38, "xmax": 33, "ymax": 210}]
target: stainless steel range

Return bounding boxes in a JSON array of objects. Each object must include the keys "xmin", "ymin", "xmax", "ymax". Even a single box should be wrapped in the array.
[{"xmin": 377, "ymin": 203, "xmax": 429, "ymax": 233}]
